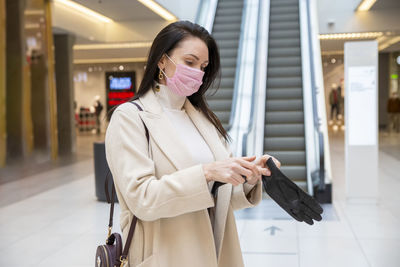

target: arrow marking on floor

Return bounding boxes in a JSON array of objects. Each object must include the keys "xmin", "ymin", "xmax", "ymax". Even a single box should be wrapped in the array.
[{"xmin": 264, "ymin": 226, "xmax": 282, "ymax": 236}]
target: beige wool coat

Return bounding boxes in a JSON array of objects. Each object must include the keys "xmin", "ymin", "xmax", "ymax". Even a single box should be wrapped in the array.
[{"xmin": 105, "ymin": 87, "xmax": 263, "ymax": 267}]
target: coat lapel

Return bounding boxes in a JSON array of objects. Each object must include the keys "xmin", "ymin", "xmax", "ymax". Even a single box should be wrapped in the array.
[
  {"xmin": 138, "ymin": 88, "xmax": 233, "ymax": 261},
  {"xmin": 137, "ymin": 89, "xmax": 196, "ymax": 170}
]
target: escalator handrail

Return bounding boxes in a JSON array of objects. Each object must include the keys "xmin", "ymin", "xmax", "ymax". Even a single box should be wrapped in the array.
[
  {"xmin": 195, "ymin": 0, "xmax": 218, "ymax": 33},
  {"xmin": 195, "ymin": 0, "xmax": 246, "ymax": 134},
  {"xmin": 226, "ymin": 0, "xmax": 248, "ymax": 132},
  {"xmin": 241, "ymin": 0, "xmax": 264, "ymax": 155},
  {"xmin": 305, "ymin": 0, "xmax": 325, "ymax": 190}
]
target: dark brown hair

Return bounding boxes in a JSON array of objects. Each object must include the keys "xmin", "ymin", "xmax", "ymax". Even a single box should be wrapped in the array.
[{"xmin": 108, "ymin": 20, "xmax": 230, "ymax": 143}]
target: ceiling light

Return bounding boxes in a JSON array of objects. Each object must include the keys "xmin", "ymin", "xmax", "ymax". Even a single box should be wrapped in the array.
[
  {"xmin": 54, "ymin": 0, "xmax": 113, "ymax": 23},
  {"xmin": 356, "ymin": 0, "xmax": 377, "ymax": 11},
  {"xmin": 379, "ymin": 36, "xmax": 400, "ymax": 51},
  {"xmin": 25, "ymin": 23, "xmax": 40, "ymax": 29},
  {"xmin": 74, "ymin": 57, "xmax": 147, "ymax": 64},
  {"xmin": 137, "ymin": 0, "xmax": 177, "ymax": 21},
  {"xmin": 24, "ymin": 9, "xmax": 45, "ymax": 15},
  {"xmin": 74, "ymin": 42, "xmax": 152, "ymax": 50},
  {"xmin": 319, "ymin": 32, "xmax": 383, "ymax": 40}
]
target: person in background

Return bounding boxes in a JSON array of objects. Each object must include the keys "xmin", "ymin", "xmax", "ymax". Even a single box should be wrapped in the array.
[
  {"xmin": 93, "ymin": 95, "xmax": 103, "ymax": 134},
  {"xmin": 329, "ymin": 83, "xmax": 340, "ymax": 120},
  {"xmin": 387, "ymin": 91, "xmax": 400, "ymax": 133}
]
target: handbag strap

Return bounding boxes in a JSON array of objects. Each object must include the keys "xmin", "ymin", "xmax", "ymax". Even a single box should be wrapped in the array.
[{"xmin": 105, "ymin": 100, "xmax": 149, "ymax": 264}]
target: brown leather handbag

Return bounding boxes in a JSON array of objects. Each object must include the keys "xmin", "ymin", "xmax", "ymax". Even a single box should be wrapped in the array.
[{"xmin": 95, "ymin": 101, "xmax": 149, "ymax": 267}]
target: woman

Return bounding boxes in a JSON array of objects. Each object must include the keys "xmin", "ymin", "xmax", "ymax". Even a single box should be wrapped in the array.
[{"xmin": 105, "ymin": 21, "xmax": 281, "ymax": 267}]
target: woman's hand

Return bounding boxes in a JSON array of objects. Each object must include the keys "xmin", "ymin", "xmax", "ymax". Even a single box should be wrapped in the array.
[
  {"xmin": 202, "ymin": 156, "xmax": 261, "ymax": 186},
  {"xmin": 245, "ymin": 154, "xmax": 282, "ymax": 185}
]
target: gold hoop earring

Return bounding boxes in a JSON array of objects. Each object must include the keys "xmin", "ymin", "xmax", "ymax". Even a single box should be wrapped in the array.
[{"xmin": 158, "ymin": 70, "xmax": 164, "ymax": 80}]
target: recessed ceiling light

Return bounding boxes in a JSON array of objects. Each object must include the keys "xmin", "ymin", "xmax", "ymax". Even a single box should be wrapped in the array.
[
  {"xmin": 74, "ymin": 42, "xmax": 152, "ymax": 50},
  {"xmin": 356, "ymin": 0, "xmax": 377, "ymax": 12},
  {"xmin": 54, "ymin": 0, "xmax": 113, "ymax": 23},
  {"xmin": 137, "ymin": 0, "xmax": 177, "ymax": 21},
  {"xmin": 319, "ymin": 32, "xmax": 383, "ymax": 40}
]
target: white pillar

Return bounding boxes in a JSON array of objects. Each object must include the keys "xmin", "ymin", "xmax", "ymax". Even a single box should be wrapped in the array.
[{"xmin": 344, "ymin": 40, "xmax": 379, "ymax": 203}]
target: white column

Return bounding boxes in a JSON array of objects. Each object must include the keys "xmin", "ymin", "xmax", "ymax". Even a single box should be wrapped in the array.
[{"xmin": 344, "ymin": 40, "xmax": 379, "ymax": 203}]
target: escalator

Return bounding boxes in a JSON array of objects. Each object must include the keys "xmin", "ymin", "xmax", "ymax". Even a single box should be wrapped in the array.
[
  {"xmin": 264, "ymin": 0, "xmax": 307, "ymax": 190},
  {"xmin": 206, "ymin": 0, "xmax": 244, "ymax": 130}
]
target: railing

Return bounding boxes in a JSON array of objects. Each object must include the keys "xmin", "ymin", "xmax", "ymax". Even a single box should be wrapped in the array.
[
  {"xmin": 241, "ymin": 0, "xmax": 269, "ymax": 158},
  {"xmin": 300, "ymin": 0, "xmax": 332, "ymax": 195},
  {"xmin": 195, "ymin": 0, "xmax": 249, "ymax": 149},
  {"xmin": 195, "ymin": 0, "xmax": 218, "ymax": 33}
]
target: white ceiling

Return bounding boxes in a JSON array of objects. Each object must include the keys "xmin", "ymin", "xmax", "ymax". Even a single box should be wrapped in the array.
[{"xmin": 71, "ymin": 0, "xmax": 162, "ymax": 21}]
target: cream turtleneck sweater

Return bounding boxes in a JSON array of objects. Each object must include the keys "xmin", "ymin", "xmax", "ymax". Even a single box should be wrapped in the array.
[
  {"xmin": 152, "ymin": 82, "xmax": 257, "ymax": 195},
  {"xmin": 152, "ymin": 82, "xmax": 215, "ymax": 166}
]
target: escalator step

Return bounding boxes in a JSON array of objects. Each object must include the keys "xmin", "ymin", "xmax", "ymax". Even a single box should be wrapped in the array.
[
  {"xmin": 216, "ymin": 39, "xmax": 240, "ymax": 49},
  {"xmin": 216, "ymin": 7, "xmax": 243, "ymax": 16},
  {"xmin": 218, "ymin": 1, "xmax": 243, "ymax": 9},
  {"xmin": 213, "ymin": 22, "xmax": 242, "ymax": 32},
  {"xmin": 270, "ymin": 0, "xmax": 298, "ymax": 7},
  {"xmin": 264, "ymin": 136, "xmax": 305, "ymax": 150},
  {"xmin": 266, "ymin": 99, "xmax": 303, "ymax": 111},
  {"xmin": 265, "ymin": 123, "xmax": 304, "ymax": 137},
  {"xmin": 213, "ymin": 111, "xmax": 231, "ymax": 124},
  {"xmin": 268, "ymin": 47, "xmax": 301, "ymax": 57},
  {"xmin": 269, "ymin": 30, "xmax": 300, "ymax": 39},
  {"xmin": 269, "ymin": 38, "xmax": 300, "ymax": 48},
  {"xmin": 263, "ymin": 150, "xmax": 306, "ymax": 165},
  {"xmin": 267, "ymin": 77, "xmax": 302, "ymax": 88},
  {"xmin": 221, "ymin": 67, "xmax": 236, "ymax": 78},
  {"xmin": 219, "ymin": 48, "xmax": 238, "ymax": 58},
  {"xmin": 266, "ymin": 88, "xmax": 303, "ymax": 99},
  {"xmin": 205, "ymin": 88, "xmax": 234, "ymax": 100},
  {"xmin": 279, "ymin": 165, "xmax": 307, "ymax": 180},
  {"xmin": 207, "ymin": 99, "xmax": 233, "ymax": 111},
  {"xmin": 214, "ymin": 15, "xmax": 242, "ymax": 24},
  {"xmin": 268, "ymin": 56, "xmax": 301, "ymax": 67},
  {"xmin": 213, "ymin": 31, "xmax": 241, "ymax": 40},
  {"xmin": 265, "ymin": 111, "xmax": 304, "ymax": 124},
  {"xmin": 220, "ymin": 57, "xmax": 238, "ymax": 67},
  {"xmin": 268, "ymin": 66, "xmax": 302, "ymax": 77},
  {"xmin": 269, "ymin": 21, "xmax": 300, "ymax": 30},
  {"xmin": 270, "ymin": 6, "xmax": 299, "ymax": 15},
  {"xmin": 218, "ymin": 77, "xmax": 235, "ymax": 88},
  {"xmin": 270, "ymin": 13, "xmax": 299, "ymax": 22}
]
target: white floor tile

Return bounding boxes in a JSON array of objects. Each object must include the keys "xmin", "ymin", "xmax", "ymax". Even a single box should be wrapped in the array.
[
  {"xmin": 243, "ymin": 253, "xmax": 298, "ymax": 267},
  {"xmin": 298, "ymin": 237, "xmax": 370, "ymax": 267},
  {"xmin": 358, "ymin": 238, "xmax": 400, "ymax": 267}
]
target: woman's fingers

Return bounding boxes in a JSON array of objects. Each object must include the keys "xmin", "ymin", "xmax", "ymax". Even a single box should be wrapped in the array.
[
  {"xmin": 230, "ymin": 172, "xmax": 246, "ymax": 185},
  {"xmin": 232, "ymin": 163, "xmax": 253, "ymax": 180},
  {"xmin": 272, "ymin": 157, "xmax": 281, "ymax": 168},
  {"xmin": 259, "ymin": 166, "xmax": 270, "ymax": 176},
  {"xmin": 237, "ymin": 157, "xmax": 260, "ymax": 176},
  {"xmin": 260, "ymin": 154, "xmax": 281, "ymax": 169}
]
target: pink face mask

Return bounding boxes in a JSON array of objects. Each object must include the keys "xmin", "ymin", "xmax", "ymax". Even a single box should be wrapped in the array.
[{"xmin": 160, "ymin": 54, "xmax": 205, "ymax": 96}]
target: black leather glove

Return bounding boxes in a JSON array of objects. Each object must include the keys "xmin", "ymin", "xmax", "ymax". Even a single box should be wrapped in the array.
[{"xmin": 263, "ymin": 157, "xmax": 323, "ymax": 225}]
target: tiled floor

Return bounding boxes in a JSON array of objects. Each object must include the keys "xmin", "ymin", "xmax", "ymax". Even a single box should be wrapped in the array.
[{"xmin": 0, "ymin": 131, "xmax": 399, "ymax": 266}]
